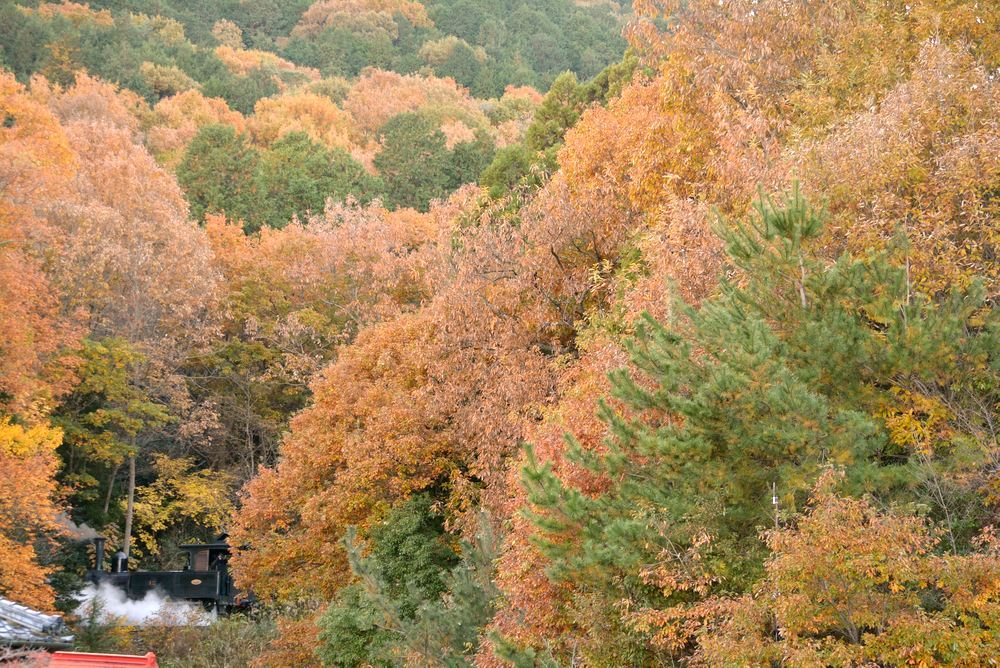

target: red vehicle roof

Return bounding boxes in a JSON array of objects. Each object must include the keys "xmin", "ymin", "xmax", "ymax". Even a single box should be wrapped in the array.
[{"xmin": 48, "ymin": 652, "xmax": 158, "ymax": 667}]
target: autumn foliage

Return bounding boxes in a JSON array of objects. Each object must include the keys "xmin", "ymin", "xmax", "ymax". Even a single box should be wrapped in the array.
[
  {"xmin": 292, "ymin": 0, "xmax": 433, "ymax": 38},
  {"xmin": 0, "ymin": 1, "xmax": 996, "ymax": 666},
  {"xmin": 696, "ymin": 477, "xmax": 1000, "ymax": 667},
  {"xmin": 0, "ymin": 419, "xmax": 65, "ymax": 610}
]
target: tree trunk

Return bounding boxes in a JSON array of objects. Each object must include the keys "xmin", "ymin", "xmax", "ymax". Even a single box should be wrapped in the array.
[
  {"xmin": 102, "ymin": 462, "xmax": 120, "ymax": 517},
  {"xmin": 122, "ymin": 449, "xmax": 136, "ymax": 559}
]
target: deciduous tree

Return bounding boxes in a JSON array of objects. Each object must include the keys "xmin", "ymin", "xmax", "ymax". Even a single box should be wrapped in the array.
[
  {"xmin": 0, "ymin": 419, "xmax": 65, "ymax": 611},
  {"xmin": 696, "ymin": 475, "xmax": 1000, "ymax": 667}
]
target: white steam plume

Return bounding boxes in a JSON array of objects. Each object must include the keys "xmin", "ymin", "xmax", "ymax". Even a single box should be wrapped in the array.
[
  {"xmin": 56, "ymin": 513, "xmax": 100, "ymax": 540},
  {"xmin": 76, "ymin": 582, "xmax": 214, "ymax": 626}
]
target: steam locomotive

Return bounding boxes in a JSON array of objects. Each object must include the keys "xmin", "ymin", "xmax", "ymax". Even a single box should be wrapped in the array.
[{"xmin": 87, "ymin": 534, "xmax": 251, "ymax": 611}]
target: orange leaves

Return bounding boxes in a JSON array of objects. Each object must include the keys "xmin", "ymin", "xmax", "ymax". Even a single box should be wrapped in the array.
[
  {"xmin": 207, "ymin": 198, "xmax": 444, "ymax": 331},
  {"xmin": 231, "ymin": 283, "xmax": 553, "ymax": 599},
  {"xmin": 0, "ymin": 215, "xmax": 80, "ymax": 417},
  {"xmin": 36, "ymin": 71, "xmax": 147, "ymax": 136},
  {"xmin": 251, "ymin": 615, "xmax": 323, "ymax": 668},
  {"xmin": 232, "ymin": 178, "xmax": 636, "ymax": 600},
  {"xmin": 764, "ymin": 482, "xmax": 934, "ymax": 635},
  {"xmin": 0, "ymin": 72, "xmax": 77, "ymax": 607},
  {"xmin": 501, "ymin": 85, "xmax": 543, "ymax": 106},
  {"xmin": 0, "ymin": 73, "xmax": 82, "ymax": 415},
  {"xmin": 48, "ymin": 119, "xmax": 219, "ymax": 347},
  {"xmin": 482, "ymin": 344, "xmax": 625, "ymax": 663},
  {"xmin": 230, "ymin": 309, "xmax": 452, "ymax": 600},
  {"xmin": 0, "ymin": 420, "xmax": 65, "ymax": 610},
  {"xmin": 0, "ymin": 71, "xmax": 75, "ymax": 198},
  {"xmin": 343, "ymin": 69, "xmax": 484, "ymax": 138},
  {"xmin": 147, "ymin": 90, "xmax": 245, "ymax": 167},
  {"xmin": 0, "ymin": 71, "xmax": 220, "ymax": 353}
]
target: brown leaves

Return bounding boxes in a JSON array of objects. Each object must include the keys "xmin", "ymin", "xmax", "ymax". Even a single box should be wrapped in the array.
[{"xmin": 799, "ymin": 42, "xmax": 1000, "ymax": 296}]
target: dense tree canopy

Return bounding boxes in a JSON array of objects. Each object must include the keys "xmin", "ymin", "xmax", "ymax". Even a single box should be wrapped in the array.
[
  {"xmin": 253, "ymin": 131, "xmax": 379, "ymax": 230},
  {"xmin": 177, "ymin": 123, "xmax": 260, "ymax": 227},
  {"xmin": 374, "ymin": 112, "xmax": 458, "ymax": 211},
  {"xmin": 0, "ymin": 1, "xmax": 996, "ymax": 667}
]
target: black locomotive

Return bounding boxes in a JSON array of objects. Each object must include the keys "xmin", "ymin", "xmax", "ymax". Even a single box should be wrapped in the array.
[{"xmin": 87, "ymin": 534, "xmax": 251, "ymax": 611}]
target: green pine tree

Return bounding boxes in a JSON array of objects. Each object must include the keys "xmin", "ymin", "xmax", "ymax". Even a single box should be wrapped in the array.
[
  {"xmin": 253, "ymin": 131, "xmax": 381, "ymax": 231},
  {"xmin": 176, "ymin": 124, "xmax": 260, "ymax": 229},
  {"xmin": 516, "ymin": 185, "xmax": 997, "ymax": 664},
  {"xmin": 373, "ymin": 113, "xmax": 454, "ymax": 212},
  {"xmin": 318, "ymin": 497, "xmax": 500, "ymax": 667}
]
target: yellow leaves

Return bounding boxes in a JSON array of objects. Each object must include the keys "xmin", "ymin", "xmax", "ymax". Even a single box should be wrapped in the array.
[
  {"xmin": 22, "ymin": 1, "xmax": 114, "ymax": 27},
  {"xmin": 211, "ymin": 19, "xmax": 244, "ymax": 50},
  {"xmin": 797, "ymin": 40, "xmax": 999, "ymax": 295},
  {"xmin": 0, "ymin": 418, "xmax": 61, "ymax": 459},
  {"xmin": 908, "ymin": 0, "xmax": 1000, "ymax": 68},
  {"xmin": 292, "ymin": 0, "xmax": 433, "ymax": 39},
  {"xmin": 139, "ymin": 62, "xmax": 199, "ymax": 98},
  {"xmin": 132, "ymin": 454, "xmax": 233, "ymax": 559},
  {"xmin": 248, "ymin": 93, "xmax": 358, "ymax": 152},
  {"xmin": 877, "ymin": 387, "xmax": 952, "ymax": 455},
  {"xmin": 420, "ymin": 36, "xmax": 485, "ymax": 67},
  {"xmin": 213, "ymin": 45, "xmax": 320, "ymax": 84},
  {"xmin": 128, "ymin": 13, "xmax": 188, "ymax": 46},
  {"xmin": 697, "ymin": 484, "xmax": 1000, "ymax": 666}
]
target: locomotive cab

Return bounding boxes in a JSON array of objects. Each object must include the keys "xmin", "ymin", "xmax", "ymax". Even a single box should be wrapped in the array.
[{"xmin": 180, "ymin": 539, "xmax": 230, "ymax": 572}]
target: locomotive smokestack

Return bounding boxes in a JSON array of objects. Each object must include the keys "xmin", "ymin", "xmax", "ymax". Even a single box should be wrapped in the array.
[{"xmin": 93, "ymin": 536, "xmax": 106, "ymax": 572}]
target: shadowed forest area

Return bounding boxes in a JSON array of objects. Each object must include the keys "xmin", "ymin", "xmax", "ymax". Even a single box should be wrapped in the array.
[{"xmin": 0, "ymin": 0, "xmax": 997, "ymax": 666}]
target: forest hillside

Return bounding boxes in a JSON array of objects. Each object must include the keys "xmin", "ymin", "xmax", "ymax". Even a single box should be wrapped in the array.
[{"xmin": 0, "ymin": 0, "xmax": 997, "ymax": 666}]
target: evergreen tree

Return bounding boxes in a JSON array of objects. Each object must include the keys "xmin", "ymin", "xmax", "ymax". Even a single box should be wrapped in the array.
[
  {"xmin": 373, "ymin": 113, "xmax": 453, "ymax": 212},
  {"xmin": 447, "ymin": 129, "xmax": 496, "ymax": 190},
  {"xmin": 524, "ymin": 71, "xmax": 583, "ymax": 153},
  {"xmin": 253, "ymin": 131, "xmax": 381, "ymax": 231},
  {"xmin": 516, "ymin": 186, "xmax": 998, "ymax": 663},
  {"xmin": 479, "ymin": 144, "xmax": 541, "ymax": 198},
  {"xmin": 322, "ymin": 506, "xmax": 499, "ymax": 667},
  {"xmin": 433, "ymin": 40, "xmax": 484, "ymax": 90},
  {"xmin": 176, "ymin": 124, "xmax": 260, "ymax": 228},
  {"xmin": 206, "ymin": 66, "xmax": 280, "ymax": 115},
  {"xmin": 317, "ymin": 495, "xmax": 460, "ymax": 667}
]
